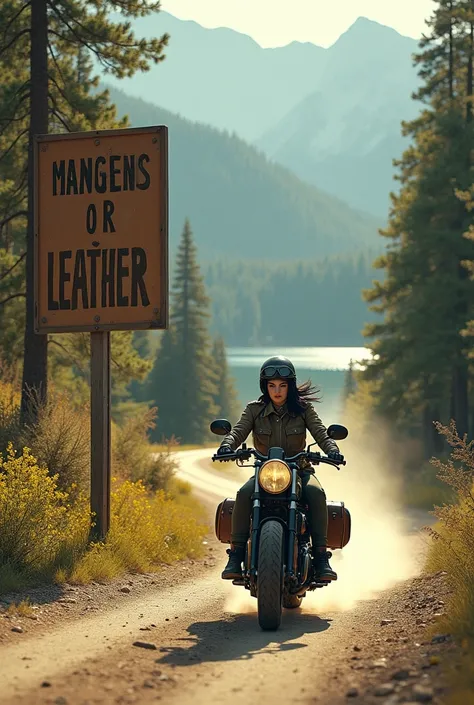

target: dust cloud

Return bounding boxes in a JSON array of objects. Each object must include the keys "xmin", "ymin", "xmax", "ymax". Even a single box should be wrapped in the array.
[{"xmin": 223, "ymin": 415, "xmax": 423, "ymax": 615}]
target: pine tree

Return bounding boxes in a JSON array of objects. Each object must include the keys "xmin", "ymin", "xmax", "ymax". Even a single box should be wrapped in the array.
[
  {"xmin": 211, "ymin": 337, "xmax": 239, "ymax": 422},
  {"xmin": 342, "ymin": 360, "xmax": 357, "ymax": 402},
  {"xmin": 148, "ymin": 220, "xmax": 218, "ymax": 445},
  {"xmin": 0, "ymin": 0, "xmax": 169, "ymax": 422},
  {"xmin": 362, "ymin": 0, "xmax": 474, "ymax": 451}
]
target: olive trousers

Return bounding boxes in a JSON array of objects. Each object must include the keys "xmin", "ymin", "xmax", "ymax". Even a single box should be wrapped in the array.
[{"xmin": 231, "ymin": 473, "xmax": 328, "ymax": 548}]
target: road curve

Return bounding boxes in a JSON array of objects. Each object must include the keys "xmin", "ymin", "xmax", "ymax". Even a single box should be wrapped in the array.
[{"xmin": 1, "ymin": 448, "xmax": 425, "ymax": 705}]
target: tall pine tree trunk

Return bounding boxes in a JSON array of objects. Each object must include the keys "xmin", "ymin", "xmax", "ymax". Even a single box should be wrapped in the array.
[{"xmin": 21, "ymin": 0, "xmax": 49, "ymax": 422}]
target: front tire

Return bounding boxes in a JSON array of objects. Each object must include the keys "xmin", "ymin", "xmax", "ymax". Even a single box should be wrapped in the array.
[{"xmin": 257, "ymin": 520, "xmax": 284, "ymax": 631}]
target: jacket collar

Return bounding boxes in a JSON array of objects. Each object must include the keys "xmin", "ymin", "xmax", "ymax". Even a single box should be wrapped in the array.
[{"xmin": 262, "ymin": 402, "xmax": 293, "ymax": 417}]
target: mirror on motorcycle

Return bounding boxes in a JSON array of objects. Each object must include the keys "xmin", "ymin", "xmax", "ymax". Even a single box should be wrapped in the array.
[
  {"xmin": 327, "ymin": 424, "xmax": 348, "ymax": 441},
  {"xmin": 210, "ymin": 419, "xmax": 232, "ymax": 436}
]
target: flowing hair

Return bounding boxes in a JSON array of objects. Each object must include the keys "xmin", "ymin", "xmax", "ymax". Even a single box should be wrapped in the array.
[{"xmin": 260, "ymin": 379, "xmax": 321, "ymax": 415}]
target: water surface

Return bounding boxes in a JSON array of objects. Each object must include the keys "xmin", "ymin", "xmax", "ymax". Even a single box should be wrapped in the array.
[{"xmin": 227, "ymin": 346, "xmax": 367, "ymax": 425}]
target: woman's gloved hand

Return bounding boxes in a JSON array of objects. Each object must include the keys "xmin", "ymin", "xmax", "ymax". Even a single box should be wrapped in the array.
[
  {"xmin": 217, "ymin": 445, "xmax": 234, "ymax": 461},
  {"xmin": 328, "ymin": 450, "xmax": 344, "ymax": 463}
]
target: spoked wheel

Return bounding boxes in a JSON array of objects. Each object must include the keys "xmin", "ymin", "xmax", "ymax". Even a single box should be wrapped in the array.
[
  {"xmin": 283, "ymin": 593, "xmax": 303, "ymax": 609},
  {"xmin": 257, "ymin": 520, "xmax": 284, "ymax": 631}
]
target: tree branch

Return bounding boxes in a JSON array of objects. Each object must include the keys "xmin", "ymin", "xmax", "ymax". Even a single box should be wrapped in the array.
[
  {"xmin": 0, "ymin": 251, "xmax": 26, "ymax": 282},
  {"xmin": 47, "ymin": 67, "xmax": 71, "ymax": 106},
  {"xmin": 2, "ymin": 167, "xmax": 28, "ymax": 214},
  {"xmin": 0, "ymin": 28, "xmax": 30, "ymax": 59},
  {"xmin": 0, "ymin": 92, "xmax": 30, "ymax": 138},
  {"xmin": 0, "ymin": 211, "xmax": 27, "ymax": 230},
  {"xmin": 0, "ymin": 110, "xmax": 29, "ymax": 126},
  {"xmin": 0, "ymin": 128, "xmax": 29, "ymax": 163},
  {"xmin": 48, "ymin": 5, "xmax": 117, "ymax": 71},
  {"xmin": 61, "ymin": 9, "xmax": 146, "ymax": 50},
  {"xmin": 2, "ymin": 2, "xmax": 31, "ymax": 42},
  {"xmin": 48, "ymin": 338, "xmax": 87, "ymax": 376},
  {"xmin": 50, "ymin": 106, "xmax": 72, "ymax": 132},
  {"xmin": 0, "ymin": 292, "xmax": 26, "ymax": 306},
  {"xmin": 0, "ymin": 79, "xmax": 30, "ymax": 118}
]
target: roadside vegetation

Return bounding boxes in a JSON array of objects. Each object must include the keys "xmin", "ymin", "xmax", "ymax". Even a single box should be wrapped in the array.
[
  {"xmin": 335, "ymin": 0, "xmax": 474, "ymax": 520},
  {"xmin": 425, "ymin": 422, "xmax": 474, "ymax": 703},
  {"xmin": 0, "ymin": 378, "xmax": 208, "ymax": 596}
]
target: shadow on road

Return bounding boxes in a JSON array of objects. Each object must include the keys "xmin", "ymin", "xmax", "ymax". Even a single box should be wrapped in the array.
[
  {"xmin": 1, "ymin": 584, "xmax": 65, "ymax": 607},
  {"xmin": 157, "ymin": 612, "xmax": 331, "ymax": 666}
]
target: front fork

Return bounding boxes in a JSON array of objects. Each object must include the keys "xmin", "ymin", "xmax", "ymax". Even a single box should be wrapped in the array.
[
  {"xmin": 248, "ymin": 465, "xmax": 299, "ymax": 593},
  {"xmin": 286, "ymin": 467, "xmax": 298, "ymax": 583}
]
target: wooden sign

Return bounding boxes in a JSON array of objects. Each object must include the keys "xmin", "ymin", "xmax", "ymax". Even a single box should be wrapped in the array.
[{"xmin": 34, "ymin": 126, "xmax": 168, "ymax": 334}]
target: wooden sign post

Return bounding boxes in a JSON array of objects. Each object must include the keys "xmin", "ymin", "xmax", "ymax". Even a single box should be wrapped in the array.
[{"xmin": 33, "ymin": 126, "xmax": 169, "ymax": 539}]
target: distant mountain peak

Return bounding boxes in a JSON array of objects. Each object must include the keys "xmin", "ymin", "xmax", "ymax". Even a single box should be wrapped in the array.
[
  {"xmin": 160, "ymin": 10, "xmax": 261, "ymax": 48},
  {"xmin": 332, "ymin": 15, "xmax": 414, "ymax": 47}
]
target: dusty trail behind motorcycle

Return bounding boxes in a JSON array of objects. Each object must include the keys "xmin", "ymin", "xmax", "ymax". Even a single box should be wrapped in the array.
[{"xmin": 203, "ymin": 411, "xmax": 423, "ymax": 621}]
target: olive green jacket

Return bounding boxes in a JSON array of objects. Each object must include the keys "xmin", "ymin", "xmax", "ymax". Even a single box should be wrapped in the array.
[{"xmin": 220, "ymin": 400, "xmax": 339, "ymax": 457}]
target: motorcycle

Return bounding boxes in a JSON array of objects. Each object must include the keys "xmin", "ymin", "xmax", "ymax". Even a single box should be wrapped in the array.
[{"xmin": 211, "ymin": 419, "xmax": 351, "ymax": 631}]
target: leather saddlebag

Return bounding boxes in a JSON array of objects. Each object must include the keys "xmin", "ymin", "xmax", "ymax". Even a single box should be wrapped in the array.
[
  {"xmin": 215, "ymin": 498, "xmax": 235, "ymax": 544},
  {"xmin": 326, "ymin": 500, "xmax": 351, "ymax": 550}
]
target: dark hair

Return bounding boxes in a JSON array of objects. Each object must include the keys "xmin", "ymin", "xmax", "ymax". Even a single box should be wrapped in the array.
[{"xmin": 259, "ymin": 378, "xmax": 321, "ymax": 415}]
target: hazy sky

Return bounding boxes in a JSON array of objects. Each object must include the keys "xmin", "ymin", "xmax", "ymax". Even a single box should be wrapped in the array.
[{"xmin": 162, "ymin": 0, "xmax": 436, "ymax": 48}]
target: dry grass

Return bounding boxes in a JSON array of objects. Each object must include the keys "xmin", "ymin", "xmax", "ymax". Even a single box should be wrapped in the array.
[
  {"xmin": 112, "ymin": 408, "xmax": 180, "ymax": 491},
  {"xmin": 425, "ymin": 421, "xmax": 474, "ymax": 701},
  {"xmin": 23, "ymin": 392, "xmax": 90, "ymax": 493},
  {"xmin": 67, "ymin": 479, "xmax": 208, "ymax": 584},
  {"xmin": 6, "ymin": 599, "xmax": 34, "ymax": 617}
]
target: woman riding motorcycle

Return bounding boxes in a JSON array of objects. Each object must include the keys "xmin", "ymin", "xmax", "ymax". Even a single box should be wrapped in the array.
[{"xmin": 217, "ymin": 356, "xmax": 344, "ymax": 582}]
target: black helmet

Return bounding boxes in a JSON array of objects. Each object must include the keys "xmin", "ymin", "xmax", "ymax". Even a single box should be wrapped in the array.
[{"xmin": 259, "ymin": 356, "xmax": 296, "ymax": 394}]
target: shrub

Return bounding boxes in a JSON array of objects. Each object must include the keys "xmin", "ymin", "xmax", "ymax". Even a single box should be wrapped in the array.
[
  {"xmin": 0, "ymin": 384, "xmax": 90, "ymax": 494},
  {"xmin": 112, "ymin": 407, "xmax": 179, "ymax": 491},
  {"xmin": 23, "ymin": 392, "xmax": 90, "ymax": 493},
  {"xmin": 69, "ymin": 478, "xmax": 208, "ymax": 582},
  {"xmin": 0, "ymin": 375, "xmax": 21, "ymax": 456},
  {"xmin": 425, "ymin": 422, "xmax": 474, "ymax": 700},
  {"xmin": 0, "ymin": 445, "xmax": 89, "ymax": 580}
]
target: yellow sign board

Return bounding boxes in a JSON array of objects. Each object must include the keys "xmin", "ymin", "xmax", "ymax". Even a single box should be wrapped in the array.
[{"xmin": 34, "ymin": 126, "xmax": 168, "ymax": 333}]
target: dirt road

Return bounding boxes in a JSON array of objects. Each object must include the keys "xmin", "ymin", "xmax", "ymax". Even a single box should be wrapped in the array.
[{"xmin": 1, "ymin": 450, "xmax": 450, "ymax": 705}]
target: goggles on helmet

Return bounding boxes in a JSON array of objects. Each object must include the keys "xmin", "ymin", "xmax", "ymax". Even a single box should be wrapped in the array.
[{"xmin": 261, "ymin": 365, "xmax": 295, "ymax": 379}]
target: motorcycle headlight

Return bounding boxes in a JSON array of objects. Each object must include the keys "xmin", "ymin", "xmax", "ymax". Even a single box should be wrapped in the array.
[{"xmin": 259, "ymin": 460, "xmax": 291, "ymax": 494}]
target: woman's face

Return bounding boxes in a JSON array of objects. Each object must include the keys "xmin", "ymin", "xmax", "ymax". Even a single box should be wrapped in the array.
[{"xmin": 267, "ymin": 379, "xmax": 288, "ymax": 406}]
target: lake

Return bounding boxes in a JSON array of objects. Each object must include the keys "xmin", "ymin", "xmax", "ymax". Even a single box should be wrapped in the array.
[{"xmin": 227, "ymin": 346, "xmax": 367, "ymax": 425}]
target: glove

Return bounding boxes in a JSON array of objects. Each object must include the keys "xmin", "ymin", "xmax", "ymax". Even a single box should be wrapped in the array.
[
  {"xmin": 328, "ymin": 450, "xmax": 344, "ymax": 463},
  {"xmin": 217, "ymin": 445, "xmax": 234, "ymax": 461}
]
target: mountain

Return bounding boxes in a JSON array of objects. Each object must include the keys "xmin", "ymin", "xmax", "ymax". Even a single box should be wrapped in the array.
[
  {"xmin": 101, "ymin": 13, "xmax": 421, "ymax": 217},
  {"xmin": 103, "ymin": 11, "xmax": 326, "ymax": 142},
  {"xmin": 258, "ymin": 18, "xmax": 420, "ymax": 216},
  {"xmin": 108, "ymin": 87, "xmax": 381, "ymax": 261}
]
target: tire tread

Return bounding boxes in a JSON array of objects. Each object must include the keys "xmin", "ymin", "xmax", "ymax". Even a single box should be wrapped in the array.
[{"xmin": 257, "ymin": 521, "xmax": 283, "ymax": 630}]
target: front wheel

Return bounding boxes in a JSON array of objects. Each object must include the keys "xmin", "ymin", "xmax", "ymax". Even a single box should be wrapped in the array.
[{"xmin": 257, "ymin": 520, "xmax": 284, "ymax": 631}]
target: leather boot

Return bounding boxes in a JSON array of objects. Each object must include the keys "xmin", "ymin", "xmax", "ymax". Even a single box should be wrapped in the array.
[
  {"xmin": 222, "ymin": 545, "xmax": 245, "ymax": 580},
  {"xmin": 313, "ymin": 550, "xmax": 337, "ymax": 582}
]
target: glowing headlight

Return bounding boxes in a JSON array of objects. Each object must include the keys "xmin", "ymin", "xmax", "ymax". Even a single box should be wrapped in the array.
[{"xmin": 259, "ymin": 460, "xmax": 291, "ymax": 494}]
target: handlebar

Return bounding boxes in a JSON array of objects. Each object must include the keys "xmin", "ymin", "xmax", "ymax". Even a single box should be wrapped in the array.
[{"xmin": 212, "ymin": 447, "xmax": 346, "ymax": 469}]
